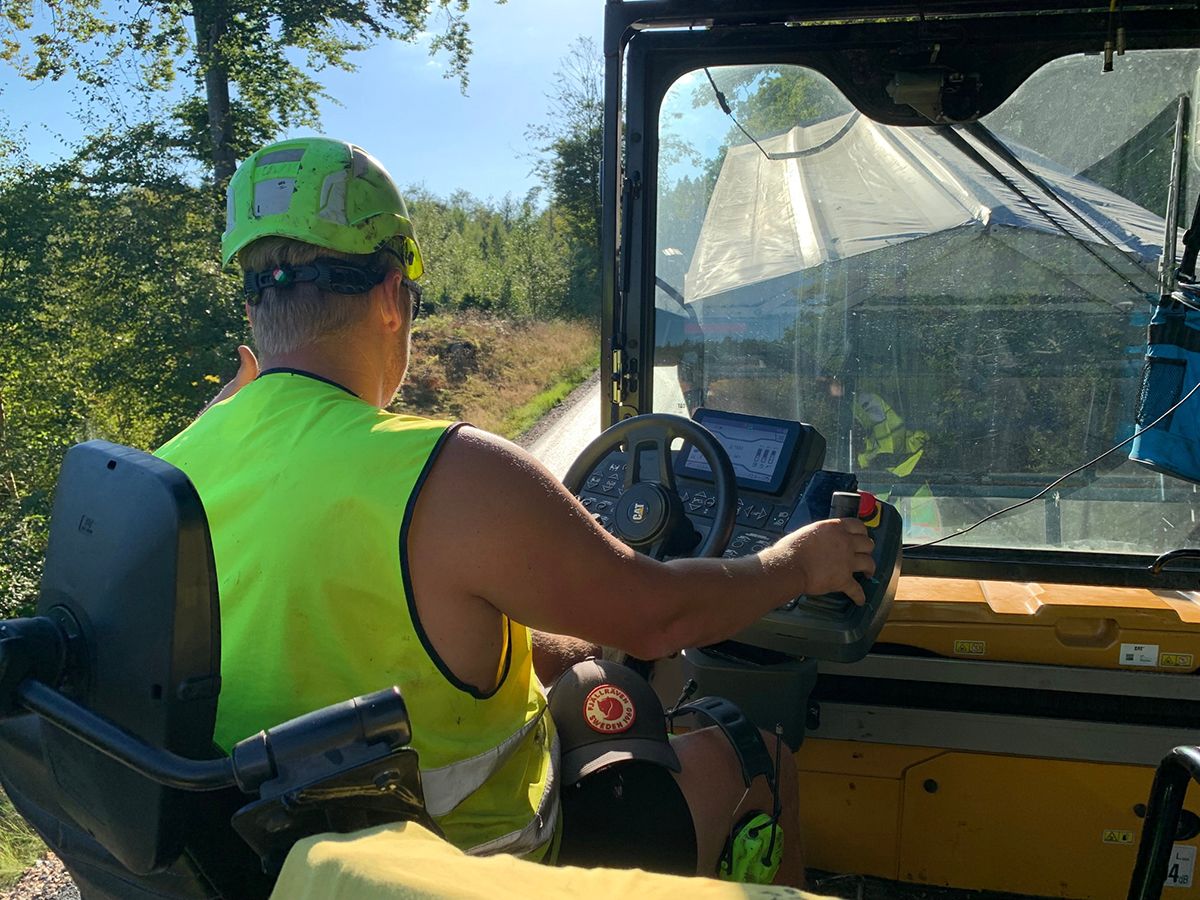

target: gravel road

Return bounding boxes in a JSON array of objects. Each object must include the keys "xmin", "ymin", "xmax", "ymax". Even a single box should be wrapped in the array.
[
  {"xmin": 0, "ymin": 856, "xmax": 77, "ymax": 900},
  {"xmin": 518, "ymin": 370, "xmax": 601, "ymax": 478}
]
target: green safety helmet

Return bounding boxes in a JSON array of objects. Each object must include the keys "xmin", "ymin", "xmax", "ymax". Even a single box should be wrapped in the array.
[{"xmin": 221, "ymin": 137, "xmax": 424, "ymax": 280}]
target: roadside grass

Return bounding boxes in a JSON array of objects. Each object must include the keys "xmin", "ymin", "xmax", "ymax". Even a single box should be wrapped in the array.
[
  {"xmin": 0, "ymin": 790, "xmax": 43, "ymax": 889},
  {"xmin": 395, "ymin": 312, "xmax": 598, "ymax": 439},
  {"xmin": 501, "ymin": 356, "xmax": 598, "ymax": 438}
]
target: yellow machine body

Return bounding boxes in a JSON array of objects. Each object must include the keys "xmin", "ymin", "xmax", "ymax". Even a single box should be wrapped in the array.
[
  {"xmin": 883, "ymin": 578, "xmax": 1200, "ymax": 673},
  {"xmin": 793, "ymin": 576, "xmax": 1200, "ymax": 897}
]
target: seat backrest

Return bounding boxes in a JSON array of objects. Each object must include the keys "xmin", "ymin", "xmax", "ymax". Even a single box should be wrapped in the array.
[
  {"xmin": 0, "ymin": 440, "xmax": 432, "ymax": 899},
  {"xmin": 0, "ymin": 440, "xmax": 260, "ymax": 889},
  {"xmin": 34, "ymin": 440, "xmax": 222, "ymax": 874}
]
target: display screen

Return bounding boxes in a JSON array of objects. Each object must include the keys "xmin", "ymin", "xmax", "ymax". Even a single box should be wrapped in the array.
[{"xmin": 678, "ymin": 410, "xmax": 800, "ymax": 492}]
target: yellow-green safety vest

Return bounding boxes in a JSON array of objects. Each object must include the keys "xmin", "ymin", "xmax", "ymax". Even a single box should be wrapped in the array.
[
  {"xmin": 853, "ymin": 391, "xmax": 927, "ymax": 478},
  {"xmin": 156, "ymin": 370, "xmax": 557, "ymax": 858}
]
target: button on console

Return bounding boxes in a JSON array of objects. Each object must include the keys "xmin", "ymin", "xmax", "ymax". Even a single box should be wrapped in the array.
[{"xmin": 768, "ymin": 505, "xmax": 792, "ymax": 532}]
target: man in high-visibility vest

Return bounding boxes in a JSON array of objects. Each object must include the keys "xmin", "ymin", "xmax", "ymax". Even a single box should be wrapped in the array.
[
  {"xmin": 158, "ymin": 138, "xmax": 874, "ymax": 885},
  {"xmin": 853, "ymin": 391, "xmax": 928, "ymax": 478}
]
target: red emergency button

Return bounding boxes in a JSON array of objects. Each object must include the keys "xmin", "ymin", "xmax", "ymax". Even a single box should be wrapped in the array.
[{"xmin": 858, "ymin": 491, "xmax": 882, "ymax": 528}]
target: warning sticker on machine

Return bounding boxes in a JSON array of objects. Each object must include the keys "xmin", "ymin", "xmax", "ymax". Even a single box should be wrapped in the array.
[
  {"xmin": 953, "ymin": 639, "xmax": 986, "ymax": 656},
  {"xmin": 1161, "ymin": 653, "xmax": 1196, "ymax": 669},
  {"xmin": 1119, "ymin": 643, "xmax": 1160, "ymax": 667},
  {"xmin": 1102, "ymin": 829, "xmax": 1135, "ymax": 844},
  {"xmin": 1166, "ymin": 844, "xmax": 1196, "ymax": 888}
]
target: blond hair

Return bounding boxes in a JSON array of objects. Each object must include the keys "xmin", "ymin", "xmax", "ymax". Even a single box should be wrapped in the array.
[{"xmin": 239, "ymin": 237, "xmax": 400, "ymax": 356}]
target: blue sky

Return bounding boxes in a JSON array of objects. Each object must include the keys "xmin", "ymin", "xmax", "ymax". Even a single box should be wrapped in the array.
[{"xmin": 0, "ymin": 0, "xmax": 604, "ymax": 201}]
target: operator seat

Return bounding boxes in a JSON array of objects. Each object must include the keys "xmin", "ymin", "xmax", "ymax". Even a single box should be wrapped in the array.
[{"xmin": 0, "ymin": 441, "xmax": 436, "ymax": 899}]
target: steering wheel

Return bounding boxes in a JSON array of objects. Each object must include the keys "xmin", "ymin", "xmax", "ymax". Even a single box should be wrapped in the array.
[{"xmin": 562, "ymin": 413, "xmax": 737, "ymax": 559}]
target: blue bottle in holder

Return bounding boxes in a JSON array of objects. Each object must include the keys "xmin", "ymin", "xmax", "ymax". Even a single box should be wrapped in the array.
[{"xmin": 1129, "ymin": 288, "xmax": 1200, "ymax": 483}]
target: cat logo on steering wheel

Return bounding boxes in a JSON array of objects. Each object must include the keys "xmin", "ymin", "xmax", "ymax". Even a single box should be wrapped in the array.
[{"xmin": 630, "ymin": 502, "xmax": 647, "ymax": 523}]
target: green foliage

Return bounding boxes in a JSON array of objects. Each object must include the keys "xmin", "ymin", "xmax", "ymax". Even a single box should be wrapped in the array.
[
  {"xmin": 409, "ymin": 189, "xmax": 571, "ymax": 319},
  {"xmin": 1, "ymin": 0, "xmax": 482, "ymax": 91},
  {"xmin": 0, "ymin": 789, "xmax": 42, "ymax": 888},
  {"xmin": 1, "ymin": 0, "xmax": 497, "ymax": 179},
  {"xmin": 0, "ymin": 130, "xmax": 247, "ymax": 616},
  {"xmin": 527, "ymin": 37, "xmax": 603, "ymax": 317}
]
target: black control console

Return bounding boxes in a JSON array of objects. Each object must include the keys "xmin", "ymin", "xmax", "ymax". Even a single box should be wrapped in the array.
[{"xmin": 567, "ymin": 409, "xmax": 902, "ymax": 664}]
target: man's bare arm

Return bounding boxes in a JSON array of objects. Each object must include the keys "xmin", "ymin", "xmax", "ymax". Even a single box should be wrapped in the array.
[
  {"xmin": 531, "ymin": 631, "xmax": 601, "ymax": 685},
  {"xmin": 409, "ymin": 427, "xmax": 875, "ymax": 660},
  {"xmin": 197, "ymin": 345, "xmax": 258, "ymax": 418}
]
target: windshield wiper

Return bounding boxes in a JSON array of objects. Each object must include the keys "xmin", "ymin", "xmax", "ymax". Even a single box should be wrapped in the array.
[
  {"xmin": 938, "ymin": 124, "xmax": 1152, "ymax": 298},
  {"xmin": 702, "ymin": 68, "xmax": 859, "ymax": 162},
  {"xmin": 965, "ymin": 121, "xmax": 1158, "ymax": 282}
]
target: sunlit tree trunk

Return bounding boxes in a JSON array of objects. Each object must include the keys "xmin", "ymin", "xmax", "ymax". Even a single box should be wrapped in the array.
[{"xmin": 191, "ymin": 0, "xmax": 236, "ymax": 185}]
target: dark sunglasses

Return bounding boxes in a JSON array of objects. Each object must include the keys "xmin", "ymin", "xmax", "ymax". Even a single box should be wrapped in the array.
[{"xmin": 402, "ymin": 276, "xmax": 423, "ymax": 320}]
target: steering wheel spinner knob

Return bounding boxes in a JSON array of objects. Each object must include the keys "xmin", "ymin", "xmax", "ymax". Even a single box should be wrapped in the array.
[{"xmin": 615, "ymin": 484, "xmax": 671, "ymax": 545}]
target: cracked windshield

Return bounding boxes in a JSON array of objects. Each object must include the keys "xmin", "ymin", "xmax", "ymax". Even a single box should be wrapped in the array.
[{"xmin": 654, "ymin": 51, "xmax": 1200, "ymax": 554}]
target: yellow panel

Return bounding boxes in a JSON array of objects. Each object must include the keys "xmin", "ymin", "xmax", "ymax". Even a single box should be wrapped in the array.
[
  {"xmin": 795, "ymin": 738, "xmax": 943, "ymax": 778},
  {"xmin": 895, "ymin": 578, "xmax": 1200, "ymax": 621},
  {"xmin": 879, "ymin": 576, "xmax": 1200, "ymax": 670},
  {"xmin": 797, "ymin": 770, "xmax": 901, "ymax": 880},
  {"xmin": 897, "ymin": 753, "xmax": 1200, "ymax": 899},
  {"xmin": 794, "ymin": 739, "xmax": 944, "ymax": 880}
]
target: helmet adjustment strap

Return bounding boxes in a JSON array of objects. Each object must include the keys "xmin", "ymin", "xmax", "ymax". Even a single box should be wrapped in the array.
[{"xmin": 243, "ymin": 258, "xmax": 387, "ymax": 304}]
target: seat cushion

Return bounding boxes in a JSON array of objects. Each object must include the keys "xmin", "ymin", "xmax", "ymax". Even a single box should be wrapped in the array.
[{"xmin": 272, "ymin": 821, "xmax": 831, "ymax": 899}]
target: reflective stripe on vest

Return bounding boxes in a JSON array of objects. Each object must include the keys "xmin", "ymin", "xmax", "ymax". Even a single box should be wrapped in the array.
[
  {"xmin": 423, "ymin": 709, "xmax": 549, "ymax": 818},
  {"xmin": 465, "ymin": 732, "xmax": 561, "ymax": 858}
]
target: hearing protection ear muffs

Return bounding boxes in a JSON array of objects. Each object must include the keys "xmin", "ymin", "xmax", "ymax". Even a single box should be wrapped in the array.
[
  {"xmin": 720, "ymin": 812, "xmax": 784, "ymax": 884},
  {"xmin": 666, "ymin": 694, "xmax": 784, "ymax": 884}
]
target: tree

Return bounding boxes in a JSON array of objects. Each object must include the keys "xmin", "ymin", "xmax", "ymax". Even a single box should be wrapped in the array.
[
  {"xmin": 527, "ymin": 36, "xmax": 603, "ymax": 317},
  {"xmin": 697, "ymin": 66, "xmax": 848, "ymax": 140},
  {"xmin": 0, "ymin": 126, "xmax": 246, "ymax": 615},
  {"xmin": 1, "ymin": 0, "xmax": 498, "ymax": 182}
]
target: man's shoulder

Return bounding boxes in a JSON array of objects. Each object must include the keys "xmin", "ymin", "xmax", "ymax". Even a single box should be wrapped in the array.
[
  {"xmin": 417, "ymin": 426, "xmax": 553, "ymax": 500},
  {"xmin": 373, "ymin": 408, "xmax": 458, "ymax": 434}
]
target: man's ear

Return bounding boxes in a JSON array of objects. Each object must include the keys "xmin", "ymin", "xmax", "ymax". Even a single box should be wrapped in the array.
[{"xmin": 376, "ymin": 269, "xmax": 407, "ymax": 333}]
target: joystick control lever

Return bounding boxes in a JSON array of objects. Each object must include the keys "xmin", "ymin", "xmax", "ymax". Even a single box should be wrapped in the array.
[
  {"xmin": 830, "ymin": 491, "xmax": 881, "ymax": 527},
  {"xmin": 732, "ymin": 489, "xmax": 902, "ymax": 662}
]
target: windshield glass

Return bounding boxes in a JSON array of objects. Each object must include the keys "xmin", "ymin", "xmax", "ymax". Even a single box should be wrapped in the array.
[{"xmin": 653, "ymin": 51, "xmax": 1200, "ymax": 553}]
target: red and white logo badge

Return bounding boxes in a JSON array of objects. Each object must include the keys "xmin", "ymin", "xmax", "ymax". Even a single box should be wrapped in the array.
[{"xmin": 583, "ymin": 684, "xmax": 636, "ymax": 734}]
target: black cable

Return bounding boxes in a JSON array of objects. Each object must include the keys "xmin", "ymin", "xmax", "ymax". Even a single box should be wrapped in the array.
[
  {"xmin": 665, "ymin": 678, "xmax": 698, "ymax": 720},
  {"xmin": 703, "ymin": 68, "xmax": 775, "ymax": 162},
  {"xmin": 905, "ymin": 377, "xmax": 1200, "ymax": 551},
  {"xmin": 764, "ymin": 723, "xmax": 783, "ymax": 865},
  {"xmin": 701, "ymin": 68, "xmax": 858, "ymax": 164}
]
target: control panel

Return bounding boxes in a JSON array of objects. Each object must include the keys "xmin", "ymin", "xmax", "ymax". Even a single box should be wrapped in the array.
[{"xmin": 573, "ymin": 409, "xmax": 902, "ymax": 663}]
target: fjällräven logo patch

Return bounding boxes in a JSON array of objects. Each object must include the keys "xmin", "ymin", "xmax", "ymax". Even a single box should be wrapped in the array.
[{"xmin": 583, "ymin": 684, "xmax": 636, "ymax": 734}]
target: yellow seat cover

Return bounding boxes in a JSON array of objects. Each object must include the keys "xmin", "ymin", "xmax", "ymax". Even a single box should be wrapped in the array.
[{"xmin": 272, "ymin": 822, "xmax": 830, "ymax": 899}]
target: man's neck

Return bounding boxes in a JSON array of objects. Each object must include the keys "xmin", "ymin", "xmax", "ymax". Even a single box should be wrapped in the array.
[{"xmin": 260, "ymin": 345, "xmax": 392, "ymax": 408}]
